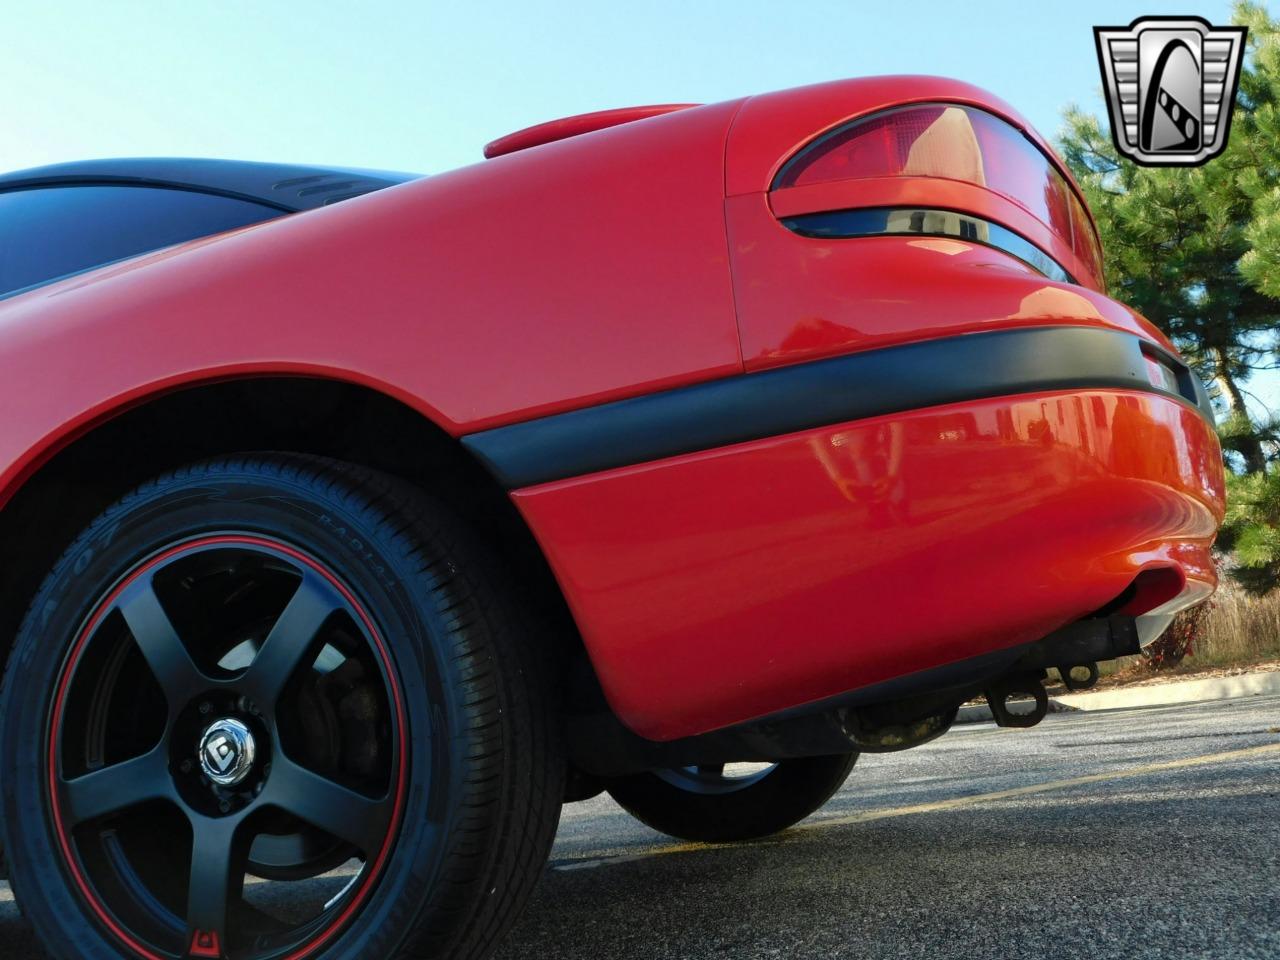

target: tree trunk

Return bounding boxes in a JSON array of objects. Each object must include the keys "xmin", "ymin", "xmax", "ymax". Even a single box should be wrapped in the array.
[{"xmin": 1213, "ymin": 346, "xmax": 1267, "ymax": 473}]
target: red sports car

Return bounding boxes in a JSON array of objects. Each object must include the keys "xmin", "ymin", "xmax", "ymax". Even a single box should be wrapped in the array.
[{"xmin": 0, "ymin": 77, "xmax": 1224, "ymax": 960}]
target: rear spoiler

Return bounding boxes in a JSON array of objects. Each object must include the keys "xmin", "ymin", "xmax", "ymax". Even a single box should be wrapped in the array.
[{"xmin": 483, "ymin": 104, "xmax": 698, "ymax": 159}]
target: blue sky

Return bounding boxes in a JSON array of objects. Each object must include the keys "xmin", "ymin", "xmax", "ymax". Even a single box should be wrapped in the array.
[
  {"xmin": 3, "ymin": 1, "xmax": 1237, "ymax": 174},
  {"xmin": 5, "ymin": 0, "xmax": 1273, "ymax": 412}
]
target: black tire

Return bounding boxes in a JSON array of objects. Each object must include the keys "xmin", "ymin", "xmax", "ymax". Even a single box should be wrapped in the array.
[
  {"xmin": 0, "ymin": 454, "xmax": 563, "ymax": 960},
  {"xmin": 607, "ymin": 754, "xmax": 857, "ymax": 843}
]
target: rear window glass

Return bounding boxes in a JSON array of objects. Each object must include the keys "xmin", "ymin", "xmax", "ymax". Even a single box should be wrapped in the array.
[{"xmin": 0, "ymin": 185, "xmax": 282, "ymax": 297}]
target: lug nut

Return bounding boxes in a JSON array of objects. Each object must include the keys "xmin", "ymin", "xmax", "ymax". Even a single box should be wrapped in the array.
[
  {"xmin": 179, "ymin": 759, "xmax": 194, "ymax": 774},
  {"xmin": 198, "ymin": 702, "xmax": 212, "ymax": 716},
  {"xmin": 218, "ymin": 799, "xmax": 231, "ymax": 813}
]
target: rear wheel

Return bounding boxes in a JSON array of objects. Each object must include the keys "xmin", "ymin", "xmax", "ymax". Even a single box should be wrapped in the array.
[
  {"xmin": 0, "ymin": 454, "xmax": 562, "ymax": 959},
  {"xmin": 607, "ymin": 754, "xmax": 857, "ymax": 843}
]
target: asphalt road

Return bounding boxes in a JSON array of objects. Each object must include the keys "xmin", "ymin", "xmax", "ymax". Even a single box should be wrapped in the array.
[{"xmin": 3, "ymin": 696, "xmax": 1278, "ymax": 959}]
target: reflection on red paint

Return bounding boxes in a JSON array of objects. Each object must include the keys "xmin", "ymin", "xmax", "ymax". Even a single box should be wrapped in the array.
[
  {"xmin": 515, "ymin": 390, "xmax": 1223, "ymax": 741},
  {"xmin": 728, "ymin": 192, "xmax": 1167, "ymax": 372}
]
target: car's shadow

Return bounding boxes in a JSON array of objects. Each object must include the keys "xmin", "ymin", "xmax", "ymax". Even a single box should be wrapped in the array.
[
  {"xmin": 495, "ymin": 777, "xmax": 1272, "ymax": 960},
  {"xmin": 1, "ymin": 772, "xmax": 1271, "ymax": 960}
]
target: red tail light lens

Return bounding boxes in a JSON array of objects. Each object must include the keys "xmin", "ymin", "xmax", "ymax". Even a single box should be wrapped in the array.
[{"xmin": 774, "ymin": 103, "xmax": 1103, "ymax": 286}]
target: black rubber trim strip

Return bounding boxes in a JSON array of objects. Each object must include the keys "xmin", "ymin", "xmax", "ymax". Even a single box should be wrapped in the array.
[
  {"xmin": 462, "ymin": 325, "xmax": 1215, "ymax": 490},
  {"xmin": 781, "ymin": 207, "xmax": 1075, "ymax": 285}
]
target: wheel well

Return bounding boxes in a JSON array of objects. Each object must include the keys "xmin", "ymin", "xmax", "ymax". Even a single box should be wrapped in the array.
[{"xmin": 0, "ymin": 376, "xmax": 580, "ymax": 674}]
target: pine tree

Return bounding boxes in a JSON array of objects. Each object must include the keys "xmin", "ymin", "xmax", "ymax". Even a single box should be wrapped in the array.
[{"xmin": 1058, "ymin": 2, "xmax": 1280, "ymax": 476}]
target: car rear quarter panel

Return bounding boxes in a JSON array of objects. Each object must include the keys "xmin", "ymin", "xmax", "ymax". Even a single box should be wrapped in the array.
[{"xmin": 0, "ymin": 98, "xmax": 745, "ymax": 507}]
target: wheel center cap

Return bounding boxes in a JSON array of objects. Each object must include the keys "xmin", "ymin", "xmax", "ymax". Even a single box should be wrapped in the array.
[{"xmin": 198, "ymin": 718, "xmax": 257, "ymax": 787}]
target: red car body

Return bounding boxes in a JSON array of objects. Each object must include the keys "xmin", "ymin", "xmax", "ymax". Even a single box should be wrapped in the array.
[{"xmin": 0, "ymin": 76, "xmax": 1224, "ymax": 747}]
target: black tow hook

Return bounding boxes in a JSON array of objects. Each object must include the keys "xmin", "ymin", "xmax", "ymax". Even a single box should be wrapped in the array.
[
  {"xmin": 984, "ymin": 672, "xmax": 1049, "ymax": 728},
  {"xmin": 1058, "ymin": 661, "xmax": 1100, "ymax": 691}
]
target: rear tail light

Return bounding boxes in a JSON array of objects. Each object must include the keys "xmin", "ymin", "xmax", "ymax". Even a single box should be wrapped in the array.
[{"xmin": 773, "ymin": 103, "xmax": 1104, "ymax": 287}]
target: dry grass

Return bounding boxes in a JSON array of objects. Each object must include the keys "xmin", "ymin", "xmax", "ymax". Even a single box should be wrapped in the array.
[{"xmin": 1195, "ymin": 582, "xmax": 1280, "ymax": 666}]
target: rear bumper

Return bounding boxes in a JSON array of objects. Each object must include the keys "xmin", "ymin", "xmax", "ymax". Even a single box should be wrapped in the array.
[
  {"xmin": 465, "ymin": 324, "xmax": 1214, "ymax": 489},
  {"xmin": 511, "ymin": 384, "xmax": 1224, "ymax": 741}
]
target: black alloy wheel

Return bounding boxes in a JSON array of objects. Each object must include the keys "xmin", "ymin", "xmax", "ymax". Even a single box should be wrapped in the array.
[
  {"xmin": 46, "ymin": 535, "xmax": 403, "ymax": 959},
  {"xmin": 1, "ymin": 455, "xmax": 563, "ymax": 960}
]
